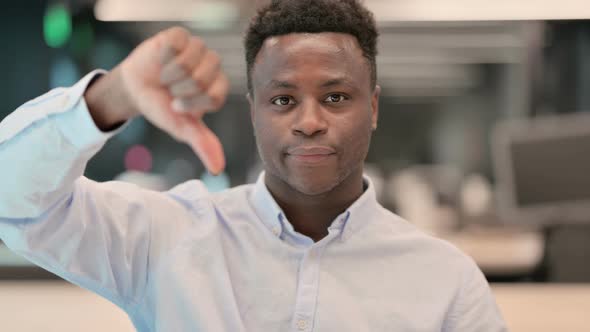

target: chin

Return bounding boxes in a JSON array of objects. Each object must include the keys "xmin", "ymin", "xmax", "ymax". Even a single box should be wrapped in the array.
[{"xmin": 287, "ymin": 171, "xmax": 342, "ymax": 196}]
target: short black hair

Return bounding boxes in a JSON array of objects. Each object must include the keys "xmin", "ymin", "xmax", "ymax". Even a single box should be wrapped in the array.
[{"xmin": 244, "ymin": 0, "xmax": 379, "ymax": 92}]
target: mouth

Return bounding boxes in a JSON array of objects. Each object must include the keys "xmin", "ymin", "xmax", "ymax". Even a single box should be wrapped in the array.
[{"xmin": 286, "ymin": 146, "xmax": 336, "ymax": 165}]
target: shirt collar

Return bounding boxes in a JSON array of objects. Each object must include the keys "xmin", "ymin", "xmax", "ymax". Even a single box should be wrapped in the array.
[{"xmin": 249, "ymin": 172, "xmax": 379, "ymax": 242}]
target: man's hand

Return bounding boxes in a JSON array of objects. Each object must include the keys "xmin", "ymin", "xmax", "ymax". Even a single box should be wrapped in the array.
[{"xmin": 85, "ymin": 27, "xmax": 228, "ymax": 175}]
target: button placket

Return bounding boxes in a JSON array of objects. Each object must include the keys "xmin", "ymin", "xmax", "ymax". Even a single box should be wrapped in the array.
[
  {"xmin": 272, "ymin": 227, "xmax": 281, "ymax": 237},
  {"xmin": 295, "ymin": 315, "xmax": 309, "ymax": 331},
  {"xmin": 291, "ymin": 232, "xmax": 338, "ymax": 332}
]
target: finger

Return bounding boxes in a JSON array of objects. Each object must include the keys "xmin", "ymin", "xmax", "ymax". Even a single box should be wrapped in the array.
[
  {"xmin": 191, "ymin": 50, "xmax": 221, "ymax": 92},
  {"xmin": 204, "ymin": 72, "xmax": 230, "ymax": 111},
  {"xmin": 183, "ymin": 119, "xmax": 226, "ymax": 175},
  {"xmin": 157, "ymin": 28, "xmax": 193, "ymax": 84},
  {"xmin": 170, "ymin": 73, "xmax": 229, "ymax": 113},
  {"xmin": 174, "ymin": 37, "xmax": 206, "ymax": 74},
  {"xmin": 161, "ymin": 37, "xmax": 207, "ymax": 86},
  {"xmin": 157, "ymin": 26, "xmax": 190, "ymax": 55},
  {"xmin": 160, "ymin": 60, "xmax": 188, "ymax": 85},
  {"xmin": 159, "ymin": 44, "xmax": 175, "ymax": 65},
  {"xmin": 171, "ymin": 95, "xmax": 211, "ymax": 113},
  {"xmin": 169, "ymin": 77, "xmax": 200, "ymax": 98}
]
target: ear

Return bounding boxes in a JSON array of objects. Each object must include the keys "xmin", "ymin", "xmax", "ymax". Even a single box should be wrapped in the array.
[{"xmin": 370, "ymin": 85, "xmax": 381, "ymax": 131}]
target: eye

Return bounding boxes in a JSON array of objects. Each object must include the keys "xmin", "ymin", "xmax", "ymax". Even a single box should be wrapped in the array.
[
  {"xmin": 324, "ymin": 94, "xmax": 348, "ymax": 103},
  {"xmin": 271, "ymin": 96, "xmax": 295, "ymax": 106}
]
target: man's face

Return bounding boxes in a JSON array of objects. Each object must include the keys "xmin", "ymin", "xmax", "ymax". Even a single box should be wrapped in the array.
[{"xmin": 249, "ymin": 32, "xmax": 380, "ymax": 196}]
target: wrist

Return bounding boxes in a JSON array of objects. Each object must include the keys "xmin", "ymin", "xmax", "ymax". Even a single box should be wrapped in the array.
[{"xmin": 84, "ymin": 66, "xmax": 138, "ymax": 131}]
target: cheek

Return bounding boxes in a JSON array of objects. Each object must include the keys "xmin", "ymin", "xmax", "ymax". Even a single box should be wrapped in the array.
[
  {"xmin": 345, "ymin": 131, "xmax": 370, "ymax": 158},
  {"xmin": 339, "ymin": 115, "xmax": 372, "ymax": 161},
  {"xmin": 254, "ymin": 115, "xmax": 283, "ymax": 159},
  {"xmin": 341, "ymin": 122, "xmax": 371, "ymax": 168}
]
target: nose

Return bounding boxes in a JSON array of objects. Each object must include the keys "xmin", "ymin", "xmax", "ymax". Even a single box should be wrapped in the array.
[{"xmin": 291, "ymin": 99, "xmax": 328, "ymax": 137}]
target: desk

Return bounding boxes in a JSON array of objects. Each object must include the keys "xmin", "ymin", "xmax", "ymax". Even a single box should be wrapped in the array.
[
  {"xmin": 492, "ymin": 284, "xmax": 590, "ymax": 331},
  {"xmin": 440, "ymin": 225, "xmax": 545, "ymax": 276},
  {"xmin": 0, "ymin": 282, "xmax": 135, "ymax": 332}
]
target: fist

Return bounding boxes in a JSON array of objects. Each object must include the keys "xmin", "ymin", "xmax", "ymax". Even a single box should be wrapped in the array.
[{"xmin": 118, "ymin": 27, "xmax": 228, "ymax": 175}]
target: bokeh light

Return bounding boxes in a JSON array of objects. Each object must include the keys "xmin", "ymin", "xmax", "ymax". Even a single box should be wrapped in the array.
[
  {"xmin": 201, "ymin": 171, "xmax": 230, "ymax": 193},
  {"xmin": 124, "ymin": 145, "xmax": 153, "ymax": 172},
  {"xmin": 49, "ymin": 55, "xmax": 80, "ymax": 89},
  {"xmin": 43, "ymin": 3, "xmax": 72, "ymax": 48}
]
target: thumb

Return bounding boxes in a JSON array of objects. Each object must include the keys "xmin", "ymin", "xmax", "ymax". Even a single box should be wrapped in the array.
[{"xmin": 182, "ymin": 119, "xmax": 226, "ymax": 175}]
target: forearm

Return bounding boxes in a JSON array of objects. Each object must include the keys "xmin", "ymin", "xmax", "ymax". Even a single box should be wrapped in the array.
[
  {"xmin": 0, "ymin": 71, "xmax": 148, "ymax": 304},
  {"xmin": 0, "ymin": 71, "xmax": 122, "ymax": 219}
]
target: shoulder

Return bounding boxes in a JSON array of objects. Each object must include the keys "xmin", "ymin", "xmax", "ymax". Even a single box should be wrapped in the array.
[
  {"xmin": 165, "ymin": 179, "xmax": 211, "ymax": 200},
  {"xmin": 164, "ymin": 180, "xmax": 255, "ymax": 216},
  {"xmin": 372, "ymin": 206, "xmax": 479, "ymax": 271},
  {"xmin": 369, "ymin": 210, "xmax": 505, "ymax": 329}
]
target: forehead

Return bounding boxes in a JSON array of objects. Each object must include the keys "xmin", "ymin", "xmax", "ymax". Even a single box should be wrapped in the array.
[{"xmin": 251, "ymin": 32, "xmax": 369, "ymax": 89}]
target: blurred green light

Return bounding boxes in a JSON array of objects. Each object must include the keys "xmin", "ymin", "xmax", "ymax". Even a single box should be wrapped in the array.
[{"xmin": 44, "ymin": 4, "xmax": 72, "ymax": 48}]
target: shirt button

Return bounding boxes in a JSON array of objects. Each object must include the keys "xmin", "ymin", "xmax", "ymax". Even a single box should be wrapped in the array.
[
  {"xmin": 272, "ymin": 227, "xmax": 281, "ymax": 236},
  {"xmin": 296, "ymin": 319, "xmax": 307, "ymax": 330}
]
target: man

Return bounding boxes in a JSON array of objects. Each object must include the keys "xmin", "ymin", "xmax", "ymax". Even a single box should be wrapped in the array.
[{"xmin": 0, "ymin": 0, "xmax": 507, "ymax": 331}]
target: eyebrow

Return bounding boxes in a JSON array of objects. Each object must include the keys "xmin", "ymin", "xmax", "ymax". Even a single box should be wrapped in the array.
[{"xmin": 266, "ymin": 80, "xmax": 297, "ymax": 90}]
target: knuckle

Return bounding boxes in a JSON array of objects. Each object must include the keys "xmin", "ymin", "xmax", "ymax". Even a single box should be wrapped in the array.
[
  {"xmin": 168, "ymin": 26, "xmax": 189, "ymax": 39},
  {"xmin": 208, "ymin": 51, "xmax": 221, "ymax": 68},
  {"xmin": 209, "ymin": 76, "xmax": 229, "ymax": 109},
  {"xmin": 192, "ymin": 72, "xmax": 208, "ymax": 91},
  {"xmin": 190, "ymin": 36, "xmax": 205, "ymax": 51},
  {"xmin": 191, "ymin": 52, "xmax": 222, "ymax": 90},
  {"xmin": 175, "ymin": 41, "xmax": 203, "ymax": 72},
  {"xmin": 163, "ymin": 26, "xmax": 190, "ymax": 51},
  {"xmin": 173, "ymin": 58, "xmax": 190, "ymax": 73},
  {"xmin": 209, "ymin": 94, "xmax": 223, "ymax": 109}
]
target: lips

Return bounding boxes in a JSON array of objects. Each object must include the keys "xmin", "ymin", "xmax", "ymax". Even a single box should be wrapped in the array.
[
  {"xmin": 286, "ymin": 146, "xmax": 336, "ymax": 164},
  {"xmin": 287, "ymin": 146, "xmax": 336, "ymax": 156}
]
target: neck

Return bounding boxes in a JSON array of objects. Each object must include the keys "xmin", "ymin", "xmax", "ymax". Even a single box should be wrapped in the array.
[{"xmin": 265, "ymin": 168, "xmax": 365, "ymax": 242}]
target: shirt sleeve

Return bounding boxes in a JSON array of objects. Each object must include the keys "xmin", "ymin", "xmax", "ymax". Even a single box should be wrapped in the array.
[
  {"xmin": 0, "ymin": 71, "xmax": 200, "ymax": 312},
  {"xmin": 0, "ymin": 70, "xmax": 118, "ymax": 218},
  {"xmin": 443, "ymin": 260, "xmax": 509, "ymax": 332}
]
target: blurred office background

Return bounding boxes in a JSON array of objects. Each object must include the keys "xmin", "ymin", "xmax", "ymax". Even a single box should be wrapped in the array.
[{"xmin": 1, "ymin": 0, "xmax": 590, "ymax": 331}]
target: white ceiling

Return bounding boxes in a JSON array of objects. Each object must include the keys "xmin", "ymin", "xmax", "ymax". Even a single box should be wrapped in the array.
[
  {"xmin": 369, "ymin": 0, "xmax": 590, "ymax": 21},
  {"xmin": 92, "ymin": 0, "xmax": 590, "ymax": 22}
]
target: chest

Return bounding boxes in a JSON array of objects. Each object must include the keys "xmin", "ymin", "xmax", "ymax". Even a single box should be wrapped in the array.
[{"xmin": 145, "ymin": 229, "xmax": 453, "ymax": 332}]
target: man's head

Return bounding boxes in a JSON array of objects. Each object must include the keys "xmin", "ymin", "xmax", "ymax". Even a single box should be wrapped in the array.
[
  {"xmin": 245, "ymin": 0, "xmax": 380, "ymax": 196},
  {"xmin": 245, "ymin": 0, "xmax": 378, "ymax": 92}
]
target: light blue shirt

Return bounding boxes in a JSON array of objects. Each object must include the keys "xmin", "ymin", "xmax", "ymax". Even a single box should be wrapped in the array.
[{"xmin": 0, "ymin": 71, "xmax": 507, "ymax": 331}]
